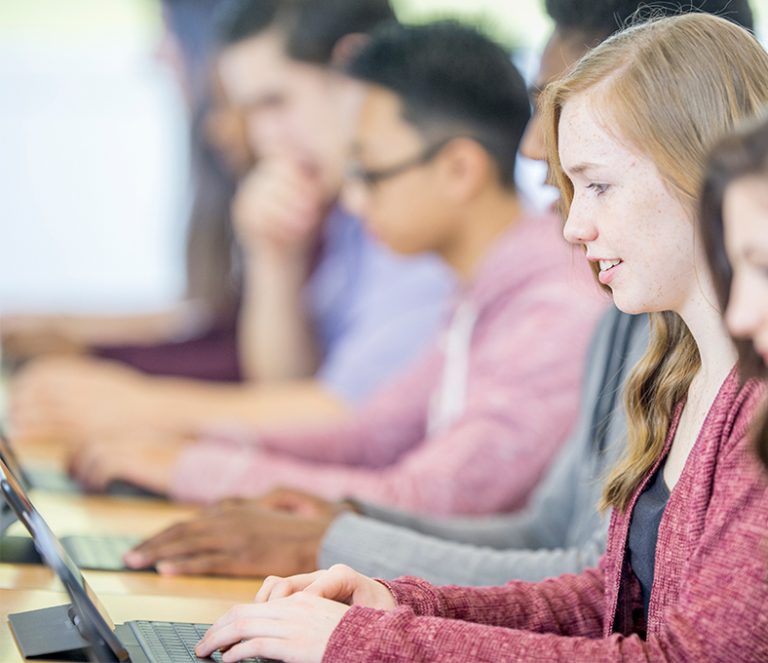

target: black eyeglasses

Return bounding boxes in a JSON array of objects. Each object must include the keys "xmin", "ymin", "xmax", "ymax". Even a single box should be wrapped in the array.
[{"xmin": 346, "ymin": 136, "xmax": 465, "ymax": 188}]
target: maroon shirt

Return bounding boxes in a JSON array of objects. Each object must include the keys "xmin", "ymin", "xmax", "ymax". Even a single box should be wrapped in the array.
[
  {"xmin": 325, "ymin": 368, "xmax": 768, "ymax": 661},
  {"xmin": 94, "ymin": 313, "xmax": 241, "ymax": 382}
]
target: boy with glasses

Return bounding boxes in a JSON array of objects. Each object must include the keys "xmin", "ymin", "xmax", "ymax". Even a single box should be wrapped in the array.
[{"xmin": 96, "ymin": 20, "xmax": 605, "ymax": 515}]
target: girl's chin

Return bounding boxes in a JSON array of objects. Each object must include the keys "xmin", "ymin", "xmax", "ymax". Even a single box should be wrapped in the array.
[
  {"xmin": 610, "ymin": 297, "xmax": 649, "ymax": 317},
  {"xmin": 610, "ymin": 290, "xmax": 671, "ymax": 317}
]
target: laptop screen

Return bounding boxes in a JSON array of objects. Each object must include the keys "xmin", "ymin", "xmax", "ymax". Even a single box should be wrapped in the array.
[{"xmin": 0, "ymin": 457, "xmax": 129, "ymax": 661}]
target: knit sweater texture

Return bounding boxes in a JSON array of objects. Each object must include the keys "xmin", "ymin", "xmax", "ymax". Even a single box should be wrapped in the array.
[{"xmin": 324, "ymin": 369, "xmax": 768, "ymax": 661}]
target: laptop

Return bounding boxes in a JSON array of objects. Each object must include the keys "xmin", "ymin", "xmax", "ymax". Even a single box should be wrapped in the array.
[
  {"xmin": 0, "ymin": 433, "xmax": 142, "ymax": 571},
  {"xmin": 0, "ymin": 457, "xmax": 276, "ymax": 662}
]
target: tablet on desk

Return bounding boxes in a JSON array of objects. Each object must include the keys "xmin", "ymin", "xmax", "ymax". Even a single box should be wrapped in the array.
[
  {"xmin": 0, "ymin": 432, "xmax": 142, "ymax": 572},
  {"xmin": 0, "ymin": 457, "xmax": 277, "ymax": 663}
]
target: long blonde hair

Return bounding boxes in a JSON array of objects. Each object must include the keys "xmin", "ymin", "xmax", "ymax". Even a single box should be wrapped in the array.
[{"xmin": 540, "ymin": 14, "xmax": 768, "ymax": 511}]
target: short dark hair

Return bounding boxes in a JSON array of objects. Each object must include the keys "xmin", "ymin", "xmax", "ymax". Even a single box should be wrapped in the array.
[
  {"xmin": 544, "ymin": 0, "xmax": 753, "ymax": 44},
  {"xmin": 346, "ymin": 21, "xmax": 531, "ymax": 189},
  {"xmin": 215, "ymin": 0, "xmax": 278, "ymax": 47},
  {"xmin": 700, "ymin": 114, "xmax": 768, "ymax": 468},
  {"xmin": 216, "ymin": 0, "xmax": 395, "ymax": 65}
]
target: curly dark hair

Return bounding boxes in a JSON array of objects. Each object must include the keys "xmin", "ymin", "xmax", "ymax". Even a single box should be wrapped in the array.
[{"xmin": 544, "ymin": 0, "xmax": 753, "ymax": 42}]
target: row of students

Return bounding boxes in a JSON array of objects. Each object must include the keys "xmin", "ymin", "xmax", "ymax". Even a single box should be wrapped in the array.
[
  {"xmin": 6, "ymin": 1, "xmax": 768, "ymax": 659},
  {"xmin": 189, "ymin": 12, "xmax": 768, "ymax": 663},
  {"xmin": 8, "ymin": 0, "xmax": 453, "ymax": 441},
  {"xmin": 61, "ymin": 1, "xmax": 606, "ymax": 516},
  {"xmin": 119, "ymin": 0, "xmax": 683, "ymax": 579},
  {"xmin": 103, "ymin": 0, "xmax": 752, "ymax": 586}
]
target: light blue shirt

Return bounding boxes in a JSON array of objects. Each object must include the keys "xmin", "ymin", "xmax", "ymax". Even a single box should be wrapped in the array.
[{"xmin": 305, "ymin": 206, "xmax": 453, "ymax": 404}]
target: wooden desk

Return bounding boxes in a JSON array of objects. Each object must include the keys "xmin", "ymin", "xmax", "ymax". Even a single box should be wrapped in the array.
[
  {"xmin": 0, "ymin": 564, "xmax": 262, "ymax": 601},
  {"xmin": 23, "ymin": 491, "xmax": 198, "ymax": 537},
  {"xmin": 0, "ymin": 586, "xmax": 246, "ymax": 662},
  {"xmin": 1, "ymin": 434, "xmax": 267, "ymax": 659},
  {"xmin": 9, "ymin": 436, "xmax": 198, "ymax": 539},
  {"xmin": 1, "ymin": 490, "xmax": 265, "ymax": 599}
]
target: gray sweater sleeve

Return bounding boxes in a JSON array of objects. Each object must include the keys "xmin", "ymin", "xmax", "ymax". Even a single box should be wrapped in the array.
[
  {"xmin": 318, "ymin": 401, "xmax": 607, "ymax": 583},
  {"xmin": 343, "ymin": 410, "xmax": 592, "ymax": 552},
  {"xmin": 319, "ymin": 509, "xmax": 610, "ymax": 584}
]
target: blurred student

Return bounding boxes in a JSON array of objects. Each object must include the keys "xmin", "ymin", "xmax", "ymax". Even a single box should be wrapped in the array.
[
  {"xmin": 93, "ymin": 0, "xmax": 252, "ymax": 382},
  {"xmin": 8, "ymin": 0, "xmax": 452, "ymax": 441},
  {"xmin": 121, "ymin": 0, "xmax": 752, "ymax": 585},
  {"xmin": 194, "ymin": 15, "xmax": 768, "ymax": 663},
  {"xmin": 2, "ymin": 0, "xmax": 250, "ymax": 382},
  {"xmin": 70, "ymin": 21, "xmax": 606, "ymax": 515},
  {"xmin": 700, "ymin": 115, "xmax": 768, "ymax": 470}
]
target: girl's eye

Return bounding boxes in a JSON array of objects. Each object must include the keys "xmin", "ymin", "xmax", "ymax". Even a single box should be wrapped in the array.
[{"xmin": 586, "ymin": 183, "xmax": 609, "ymax": 195}]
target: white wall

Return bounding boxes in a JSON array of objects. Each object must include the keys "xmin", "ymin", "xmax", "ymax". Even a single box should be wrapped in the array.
[{"xmin": 0, "ymin": 1, "xmax": 188, "ymax": 314}]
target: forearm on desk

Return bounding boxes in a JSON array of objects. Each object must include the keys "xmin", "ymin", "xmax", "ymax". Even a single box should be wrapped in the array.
[
  {"xmin": 352, "ymin": 500, "xmax": 543, "ymax": 548},
  {"xmin": 319, "ymin": 511, "xmax": 609, "ymax": 585},
  {"xmin": 171, "ymin": 417, "xmax": 550, "ymax": 513},
  {"xmin": 145, "ymin": 378, "xmax": 349, "ymax": 433}
]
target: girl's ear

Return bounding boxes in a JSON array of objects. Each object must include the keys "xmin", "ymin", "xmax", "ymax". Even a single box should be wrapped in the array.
[{"xmin": 331, "ymin": 33, "xmax": 370, "ymax": 67}]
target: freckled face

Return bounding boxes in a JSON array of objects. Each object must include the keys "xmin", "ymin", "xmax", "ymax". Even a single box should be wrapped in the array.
[
  {"xmin": 560, "ymin": 92, "xmax": 700, "ymax": 315},
  {"xmin": 723, "ymin": 176, "xmax": 768, "ymax": 366}
]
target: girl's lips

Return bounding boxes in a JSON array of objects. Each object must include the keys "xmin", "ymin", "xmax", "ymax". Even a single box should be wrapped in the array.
[{"xmin": 597, "ymin": 260, "xmax": 622, "ymax": 286}]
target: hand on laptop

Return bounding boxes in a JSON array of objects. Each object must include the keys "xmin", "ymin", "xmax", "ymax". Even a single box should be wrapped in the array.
[
  {"xmin": 9, "ymin": 355, "xmax": 158, "ymax": 441},
  {"xmin": 196, "ymin": 591, "xmax": 349, "ymax": 663},
  {"xmin": 255, "ymin": 563, "xmax": 397, "ymax": 610},
  {"xmin": 123, "ymin": 496, "xmax": 350, "ymax": 577},
  {"xmin": 196, "ymin": 564, "xmax": 395, "ymax": 662},
  {"xmin": 66, "ymin": 429, "xmax": 189, "ymax": 495},
  {"xmin": 250, "ymin": 486, "xmax": 354, "ymax": 517}
]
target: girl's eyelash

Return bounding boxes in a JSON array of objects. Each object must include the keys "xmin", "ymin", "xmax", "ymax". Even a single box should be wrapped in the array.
[{"xmin": 586, "ymin": 183, "xmax": 608, "ymax": 194}]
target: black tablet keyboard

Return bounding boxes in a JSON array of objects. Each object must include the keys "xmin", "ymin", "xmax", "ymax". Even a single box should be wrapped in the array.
[{"xmin": 127, "ymin": 620, "xmax": 277, "ymax": 662}]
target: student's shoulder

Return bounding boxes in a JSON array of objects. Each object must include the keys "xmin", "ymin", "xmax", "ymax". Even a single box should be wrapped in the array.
[
  {"xmin": 699, "ymin": 371, "xmax": 768, "ymax": 476},
  {"xmin": 721, "ymin": 373, "xmax": 766, "ymax": 446}
]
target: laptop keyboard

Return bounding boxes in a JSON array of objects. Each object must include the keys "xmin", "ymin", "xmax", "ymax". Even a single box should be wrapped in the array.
[
  {"xmin": 63, "ymin": 535, "xmax": 140, "ymax": 570},
  {"xmin": 128, "ymin": 621, "xmax": 275, "ymax": 662}
]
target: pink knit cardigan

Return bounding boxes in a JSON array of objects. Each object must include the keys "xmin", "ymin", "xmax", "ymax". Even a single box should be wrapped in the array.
[{"xmin": 324, "ymin": 369, "xmax": 768, "ymax": 662}]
